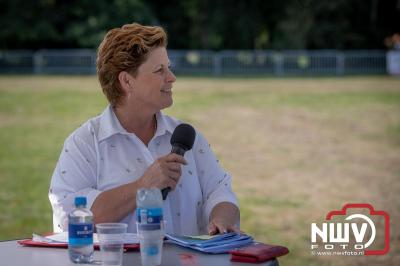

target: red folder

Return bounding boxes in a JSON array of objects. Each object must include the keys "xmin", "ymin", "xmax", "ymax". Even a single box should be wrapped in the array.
[
  {"xmin": 229, "ymin": 242, "xmax": 289, "ymax": 263},
  {"xmin": 17, "ymin": 239, "xmax": 139, "ymax": 252}
]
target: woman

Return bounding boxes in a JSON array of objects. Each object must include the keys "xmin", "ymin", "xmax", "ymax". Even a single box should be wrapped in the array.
[{"xmin": 49, "ymin": 23, "xmax": 239, "ymax": 236}]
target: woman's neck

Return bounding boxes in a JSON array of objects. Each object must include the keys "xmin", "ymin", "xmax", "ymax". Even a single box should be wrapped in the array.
[{"xmin": 113, "ymin": 104, "xmax": 157, "ymax": 146}]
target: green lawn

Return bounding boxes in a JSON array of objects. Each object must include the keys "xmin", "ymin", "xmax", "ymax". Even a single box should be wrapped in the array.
[{"xmin": 0, "ymin": 76, "xmax": 399, "ymax": 265}]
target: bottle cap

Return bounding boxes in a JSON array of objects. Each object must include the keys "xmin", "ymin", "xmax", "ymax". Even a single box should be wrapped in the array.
[{"xmin": 75, "ymin": 196, "xmax": 87, "ymax": 207}]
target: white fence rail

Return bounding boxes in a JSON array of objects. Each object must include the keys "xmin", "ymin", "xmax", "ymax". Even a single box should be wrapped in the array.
[{"xmin": 0, "ymin": 49, "xmax": 390, "ymax": 75}]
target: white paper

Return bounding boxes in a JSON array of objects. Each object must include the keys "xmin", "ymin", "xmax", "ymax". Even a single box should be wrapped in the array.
[{"xmin": 33, "ymin": 232, "xmax": 140, "ymax": 244}]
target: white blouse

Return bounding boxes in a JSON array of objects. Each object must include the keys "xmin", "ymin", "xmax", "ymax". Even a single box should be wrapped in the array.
[{"xmin": 49, "ymin": 105, "xmax": 238, "ymax": 235}]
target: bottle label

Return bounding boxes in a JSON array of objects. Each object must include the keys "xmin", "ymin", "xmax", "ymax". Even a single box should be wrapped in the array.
[
  {"xmin": 145, "ymin": 245, "xmax": 159, "ymax": 256},
  {"xmin": 69, "ymin": 223, "xmax": 93, "ymax": 245},
  {"xmin": 136, "ymin": 207, "xmax": 163, "ymax": 224}
]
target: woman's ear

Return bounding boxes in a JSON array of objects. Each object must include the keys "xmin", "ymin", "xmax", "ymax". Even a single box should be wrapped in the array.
[{"xmin": 118, "ymin": 71, "xmax": 134, "ymax": 95}]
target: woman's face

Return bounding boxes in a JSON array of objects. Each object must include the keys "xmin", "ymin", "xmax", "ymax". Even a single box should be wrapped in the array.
[{"xmin": 129, "ymin": 46, "xmax": 176, "ymax": 112}]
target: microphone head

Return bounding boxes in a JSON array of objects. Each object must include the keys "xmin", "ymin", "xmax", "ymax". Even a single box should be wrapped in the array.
[{"xmin": 170, "ymin": 123, "xmax": 196, "ymax": 151}]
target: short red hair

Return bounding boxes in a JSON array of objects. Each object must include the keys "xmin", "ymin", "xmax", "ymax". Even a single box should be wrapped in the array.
[{"xmin": 96, "ymin": 23, "xmax": 167, "ymax": 106}]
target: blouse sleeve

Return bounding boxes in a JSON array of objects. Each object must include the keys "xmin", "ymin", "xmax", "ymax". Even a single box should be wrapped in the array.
[
  {"xmin": 49, "ymin": 132, "xmax": 101, "ymax": 232},
  {"xmin": 193, "ymin": 131, "xmax": 239, "ymax": 229}
]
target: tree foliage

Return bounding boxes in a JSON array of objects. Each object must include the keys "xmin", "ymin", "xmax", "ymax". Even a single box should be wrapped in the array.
[{"xmin": 0, "ymin": 0, "xmax": 399, "ymax": 50}]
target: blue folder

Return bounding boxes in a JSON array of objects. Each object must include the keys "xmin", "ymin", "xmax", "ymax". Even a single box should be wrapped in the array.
[{"xmin": 165, "ymin": 232, "xmax": 254, "ymax": 254}]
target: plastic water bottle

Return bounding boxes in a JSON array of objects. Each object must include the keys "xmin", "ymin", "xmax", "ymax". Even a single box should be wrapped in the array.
[
  {"xmin": 136, "ymin": 188, "xmax": 164, "ymax": 266},
  {"xmin": 68, "ymin": 196, "xmax": 94, "ymax": 263}
]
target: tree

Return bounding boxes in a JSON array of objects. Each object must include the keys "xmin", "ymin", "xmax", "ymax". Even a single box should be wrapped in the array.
[
  {"xmin": 1, "ymin": 0, "xmax": 399, "ymax": 50},
  {"xmin": 0, "ymin": 0, "xmax": 156, "ymax": 49}
]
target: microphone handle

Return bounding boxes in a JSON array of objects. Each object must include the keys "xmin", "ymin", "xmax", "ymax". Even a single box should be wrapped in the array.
[
  {"xmin": 161, "ymin": 145, "xmax": 187, "ymax": 200},
  {"xmin": 161, "ymin": 187, "xmax": 171, "ymax": 200}
]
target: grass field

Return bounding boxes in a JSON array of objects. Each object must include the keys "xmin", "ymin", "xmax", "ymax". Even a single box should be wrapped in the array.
[{"xmin": 0, "ymin": 76, "xmax": 399, "ymax": 265}]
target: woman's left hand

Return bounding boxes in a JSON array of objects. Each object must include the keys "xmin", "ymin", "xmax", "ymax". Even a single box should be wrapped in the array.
[{"xmin": 208, "ymin": 202, "xmax": 240, "ymax": 235}]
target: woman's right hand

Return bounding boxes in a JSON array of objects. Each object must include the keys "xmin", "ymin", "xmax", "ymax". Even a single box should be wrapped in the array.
[{"xmin": 138, "ymin": 153, "xmax": 187, "ymax": 190}]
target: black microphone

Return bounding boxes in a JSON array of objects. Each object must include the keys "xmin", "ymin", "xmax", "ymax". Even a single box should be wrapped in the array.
[{"xmin": 161, "ymin": 123, "xmax": 196, "ymax": 200}]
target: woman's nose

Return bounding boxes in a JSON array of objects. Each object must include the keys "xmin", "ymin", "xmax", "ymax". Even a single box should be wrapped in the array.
[{"xmin": 166, "ymin": 68, "xmax": 176, "ymax": 83}]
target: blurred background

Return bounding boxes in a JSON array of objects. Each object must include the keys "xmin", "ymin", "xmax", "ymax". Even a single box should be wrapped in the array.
[{"xmin": 0, "ymin": 1, "xmax": 399, "ymax": 265}]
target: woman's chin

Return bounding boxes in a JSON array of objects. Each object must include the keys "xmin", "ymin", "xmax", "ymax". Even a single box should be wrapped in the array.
[{"xmin": 160, "ymin": 98, "xmax": 173, "ymax": 109}]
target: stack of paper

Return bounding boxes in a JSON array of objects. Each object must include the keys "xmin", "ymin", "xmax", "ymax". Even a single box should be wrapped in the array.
[
  {"xmin": 165, "ymin": 232, "xmax": 253, "ymax": 254},
  {"xmin": 19, "ymin": 232, "xmax": 140, "ymax": 251},
  {"xmin": 32, "ymin": 232, "xmax": 140, "ymax": 244}
]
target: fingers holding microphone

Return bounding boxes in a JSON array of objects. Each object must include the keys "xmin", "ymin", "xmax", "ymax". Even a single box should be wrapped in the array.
[
  {"xmin": 139, "ymin": 153, "xmax": 187, "ymax": 190},
  {"xmin": 163, "ymin": 153, "xmax": 187, "ymax": 189},
  {"xmin": 165, "ymin": 152, "xmax": 187, "ymax": 169}
]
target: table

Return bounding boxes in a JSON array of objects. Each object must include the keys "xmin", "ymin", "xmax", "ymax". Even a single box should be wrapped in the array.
[{"xmin": 1, "ymin": 240, "xmax": 278, "ymax": 266}]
